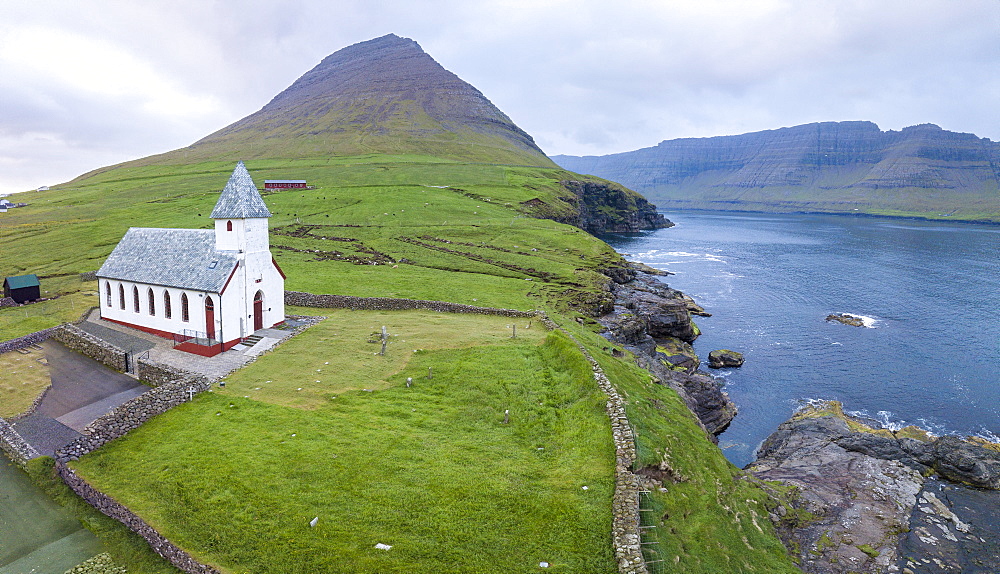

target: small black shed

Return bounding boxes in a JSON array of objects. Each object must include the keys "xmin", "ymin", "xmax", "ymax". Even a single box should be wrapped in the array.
[{"xmin": 3, "ymin": 274, "xmax": 41, "ymax": 303}]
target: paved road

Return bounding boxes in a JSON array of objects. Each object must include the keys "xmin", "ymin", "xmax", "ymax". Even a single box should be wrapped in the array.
[{"xmin": 12, "ymin": 341, "xmax": 149, "ymax": 456}]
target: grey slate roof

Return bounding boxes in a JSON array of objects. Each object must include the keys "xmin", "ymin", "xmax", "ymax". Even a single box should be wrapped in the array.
[
  {"xmin": 96, "ymin": 228, "xmax": 238, "ymax": 292},
  {"xmin": 210, "ymin": 161, "xmax": 271, "ymax": 219}
]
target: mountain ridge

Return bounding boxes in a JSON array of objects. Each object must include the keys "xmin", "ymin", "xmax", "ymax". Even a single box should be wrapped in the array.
[{"xmin": 554, "ymin": 121, "xmax": 1000, "ymax": 222}]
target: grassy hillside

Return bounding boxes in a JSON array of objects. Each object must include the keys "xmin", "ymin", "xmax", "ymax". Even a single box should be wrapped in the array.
[{"xmin": 1, "ymin": 155, "xmax": 800, "ymax": 573}]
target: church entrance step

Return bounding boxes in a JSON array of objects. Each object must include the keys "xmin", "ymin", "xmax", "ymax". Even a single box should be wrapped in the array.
[{"xmin": 242, "ymin": 334, "xmax": 264, "ymax": 346}]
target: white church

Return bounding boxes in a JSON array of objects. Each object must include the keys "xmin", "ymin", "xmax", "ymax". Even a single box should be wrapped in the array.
[{"xmin": 96, "ymin": 162, "xmax": 286, "ymax": 356}]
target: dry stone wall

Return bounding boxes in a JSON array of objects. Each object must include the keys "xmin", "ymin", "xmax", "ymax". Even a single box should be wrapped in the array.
[
  {"xmin": 285, "ymin": 290, "xmax": 534, "ymax": 317},
  {"xmin": 0, "ymin": 325, "xmax": 59, "ymax": 354},
  {"xmin": 553, "ymin": 324, "xmax": 647, "ymax": 574},
  {"xmin": 56, "ymin": 462, "xmax": 221, "ymax": 574},
  {"xmin": 50, "ymin": 324, "xmax": 127, "ymax": 372}
]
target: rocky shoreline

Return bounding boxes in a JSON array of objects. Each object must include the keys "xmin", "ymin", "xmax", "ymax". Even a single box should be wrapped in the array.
[{"xmin": 596, "ymin": 266, "xmax": 737, "ymax": 438}]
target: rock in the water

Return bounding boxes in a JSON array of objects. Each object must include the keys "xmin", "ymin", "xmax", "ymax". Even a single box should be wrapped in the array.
[
  {"xmin": 826, "ymin": 313, "xmax": 867, "ymax": 327},
  {"xmin": 707, "ymin": 349, "xmax": 744, "ymax": 369}
]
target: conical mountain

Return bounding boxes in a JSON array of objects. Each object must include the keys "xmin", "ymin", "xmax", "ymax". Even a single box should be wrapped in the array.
[{"xmin": 155, "ymin": 34, "xmax": 553, "ymax": 167}]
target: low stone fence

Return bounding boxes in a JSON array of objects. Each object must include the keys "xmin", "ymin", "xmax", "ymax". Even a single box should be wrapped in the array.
[
  {"xmin": 0, "ymin": 325, "xmax": 60, "ymax": 354},
  {"xmin": 56, "ymin": 462, "xmax": 220, "ymax": 574},
  {"xmin": 50, "ymin": 323, "xmax": 127, "ymax": 372},
  {"xmin": 285, "ymin": 290, "xmax": 535, "ymax": 318},
  {"xmin": 553, "ymin": 323, "xmax": 646, "ymax": 574},
  {"xmin": 0, "ymin": 416, "xmax": 41, "ymax": 467},
  {"xmin": 0, "ymin": 297, "xmax": 17, "ymax": 308}
]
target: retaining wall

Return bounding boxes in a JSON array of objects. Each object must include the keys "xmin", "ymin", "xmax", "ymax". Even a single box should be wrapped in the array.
[
  {"xmin": 50, "ymin": 324, "xmax": 127, "ymax": 372},
  {"xmin": 56, "ymin": 365, "xmax": 211, "ymax": 462},
  {"xmin": 285, "ymin": 290, "xmax": 535, "ymax": 317},
  {"xmin": 0, "ymin": 416, "xmax": 41, "ymax": 467}
]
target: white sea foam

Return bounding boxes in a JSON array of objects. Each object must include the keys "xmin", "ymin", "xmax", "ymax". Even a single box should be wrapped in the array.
[
  {"xmin": 974, "ymin": 428, "xmax": 1000, "ymax": 443},
  {"xmin": 875, "ymin": 410, "xmax": 908, "ymax": 432}
]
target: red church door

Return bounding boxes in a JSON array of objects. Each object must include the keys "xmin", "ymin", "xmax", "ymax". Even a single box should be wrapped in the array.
[
  {"xmin": 205, "ymin": 297, "xmax": 216, "ymax": 341},
  {"xmin": 253, "ymin": 291, "xmax": 264, "ymax": 331}
]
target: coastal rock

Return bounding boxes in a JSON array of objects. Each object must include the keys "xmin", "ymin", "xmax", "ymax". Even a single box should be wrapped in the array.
[
  {"xmin": 673, "ymin": 371, "xmax": 737, "ymax": 435},
  {"xmin": 558, "ymin": 180, "xmax": 674, "ymax": 234},
  {"xmin": 748, "ymin": 403, "xmax": 924, "ymax": 573},
  {"xmin": 655, "ymin": 337, "xmax": 699, "ymax": 373},
  {"xmin": 930, "ymin": 436, "xmax": 1000, "ymax": 489},
  {"xmin": 750, "ymin": 400, "xmax": 1000, "ymax": 573},
  {"xmin": 707, "ymin": 349, "xmax": 744, "ymax": 369}
]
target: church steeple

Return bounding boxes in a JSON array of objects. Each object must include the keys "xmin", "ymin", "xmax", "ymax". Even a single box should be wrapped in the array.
[
  {"xmin": 211, "ymin": 161, "xmax": 271, "ymax": 219},
  {"xmin": 213, "ymin": 162, "xmax": 271, "ymax": 253}
]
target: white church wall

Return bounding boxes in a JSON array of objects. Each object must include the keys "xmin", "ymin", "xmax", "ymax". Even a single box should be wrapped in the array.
[{"xmin": 99, "ymin": 279, "xmax": 214, "ymax": 340}]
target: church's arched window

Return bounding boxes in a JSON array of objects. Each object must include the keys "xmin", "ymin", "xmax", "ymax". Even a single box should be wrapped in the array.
[
  {"xmin": 148, "ymin": 288, "xmax": 155, "ymax": 315},
  {"xmin": 164, "ymin": 291, "xmax": 172, "ymax": 319},
  {"xmin": 119, "ymin": 284, "xmax": 125, "ymax": 309},
  {"xmin": 227, "ymin": 220, "xmax": 233, "ymax": 231},
  {"xmin": 133, "ymin": 286, "xmax": 140, "ymax": 313},
  {"xmin": 105, "ymin": 282, "xmax": 112, "ymax": 307},
  {"xmin": 181, "ymin": 293, "xmax": 189, "ymax": 322}
]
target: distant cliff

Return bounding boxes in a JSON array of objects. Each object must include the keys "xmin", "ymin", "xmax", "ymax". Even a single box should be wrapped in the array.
[{"xmin": 554, "ymin": 122, "xmax": 1000, "ymax": 222}]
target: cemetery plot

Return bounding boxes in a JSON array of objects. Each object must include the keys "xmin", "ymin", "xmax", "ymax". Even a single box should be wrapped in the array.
[{"xmin": 217, "ymin": 308, "xmax": 544, "ymax": 409}]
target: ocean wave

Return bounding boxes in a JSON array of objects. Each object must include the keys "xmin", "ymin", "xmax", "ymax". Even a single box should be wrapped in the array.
[{"xmin": 661, "ymin": 251, "xmax": 728, "ymax": 263}]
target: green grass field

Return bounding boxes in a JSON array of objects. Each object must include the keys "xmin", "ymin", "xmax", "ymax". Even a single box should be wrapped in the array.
[
  {"xmin": 72, "ymin": 331, "xmax": 616, "ymax": 573},
  {"xmin": 0, "ymin": 346, "xmax": 52, "ymax": 417}
]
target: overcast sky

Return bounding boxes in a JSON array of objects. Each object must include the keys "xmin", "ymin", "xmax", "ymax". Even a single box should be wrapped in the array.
[{"xmin": 1, "ymin": 0, "xmax": 998, "ymax": 194}]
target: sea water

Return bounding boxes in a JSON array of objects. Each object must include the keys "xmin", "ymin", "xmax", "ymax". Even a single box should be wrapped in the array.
[{"xmin": 603, "ymin": 212, "xmax": 1000, "ymax": 468}]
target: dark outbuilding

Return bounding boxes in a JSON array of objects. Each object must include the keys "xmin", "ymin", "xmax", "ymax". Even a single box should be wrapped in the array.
[{"xmin": 3, "ymin": 274, "xmax": 41, "ymax": 303}]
